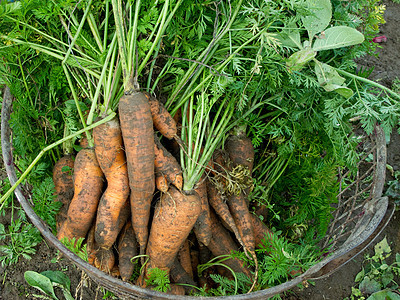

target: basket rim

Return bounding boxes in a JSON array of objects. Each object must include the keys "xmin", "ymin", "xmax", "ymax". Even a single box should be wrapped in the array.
[{"xmin": 0, "ymin": 86, "xmax": 392, "ymax": 299}]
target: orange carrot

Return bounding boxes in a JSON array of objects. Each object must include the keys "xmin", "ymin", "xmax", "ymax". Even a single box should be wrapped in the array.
[
  {"xmin": 155, "ymin": 172, "xmax": 169, "ymax": 193},
  {"xmin": 178, "ymin": 239, "xmax": 193, "ymax": 279},
  {"xmin": 170, "ymin": 258, "xmax": 197, "ymax": 295},
  {"xmin": 193, "ymin": 177, "xmax": 212, "ymax": 246},
  {"xmin": 145, "ymin": 186, "xmax": 201, "ymax": 278},
  {"xmin": 118, "ymin": 221, "xmax": 138, "ymax": 281},
  {"xmin": 52, "ymin": 155, "xmax": 74, "ymax": 231},
  {"xmin": 94, "ymin": 117, "xmax": 130, "ymax": 249},
  {"xmin": 145, "ymin": 92, "xmax": 177, "ymax": 139},
  {"xmin": 225, "ymin": 128, "xmax": 255, "ymax": 174},
  {"xmin": 207, "ymin": 209, "xmax": 252, "ymax": 279},
  {"xmin": 249, "ymin": 213, "xmax": 273, "ymax": 249},
  {"xmin": 118, "ymin": 91, "xmax": 155, "ymax": 256},
  {"xmin": 57, "ymin": 148, "xmax": 103, "ymax": 242},
  {"xmin": 154, "ymin": 136, "xmax": 183, "ymax": 190},
  {"xmin": 94, "ymin": 248, "xmax": 116, "ymax": 274}
]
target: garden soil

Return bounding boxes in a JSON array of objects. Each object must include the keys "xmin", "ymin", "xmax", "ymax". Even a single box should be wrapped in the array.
[{"xmin": 1, "ymin": 1, "xmax": 400, "ymax": 299}]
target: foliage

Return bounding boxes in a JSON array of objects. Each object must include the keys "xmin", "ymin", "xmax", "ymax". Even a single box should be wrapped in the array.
[
  {"xmin": 346, "ymin": 237, "xmax": 400, "ymax": 300},
  {"xmin": 0, "ymin": 215, "xmax": 42, "ymax": 267},
  {"xmin": 25, "ymin": 270, "xmax": 74, "ymax": 300},
  {"xmin": 385, "ymin": 170, "xmax": 400, "ymax": 207},
  {"xmin": 60, "ymin": 237, "xmax": 88, "ymax": 262},
  {"xmin": 144, "ymin": 268, "xmax": 171, "ymax": 293}
]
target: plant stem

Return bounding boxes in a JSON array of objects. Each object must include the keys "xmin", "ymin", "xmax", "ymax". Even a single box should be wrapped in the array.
[
  {"xmin": 0, "ymin": 113, "xmax": 116, "ymax": 207},
  {"xmin": 336, "ymin": 68, "xmax": 400, "ymax": 100}
]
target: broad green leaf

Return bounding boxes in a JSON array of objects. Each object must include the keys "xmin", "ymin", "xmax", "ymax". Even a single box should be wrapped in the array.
[
  {"xmin": 41, "ymin": 270, "xmax": 71, "ymax": 291},
  {"xmin": 355, "ymin": 268, "xmax": 365, "ymax": 283},
  {"xmin": 360, "ymin": 276, "xmax": 382, "ymax": 295},
  {"xmin": 24, "ymin": 271, "xmax": 58, "ymax": 300},
  {"xmin": 302, "ymin": 0, "xmax": 332, "ymax": 37},
  {"xmin": 286, "ymin": 48, "xmax": 317, "ymax": 72},
  {"xmin": 375, "ymin": 237, "xmax": 391, "ymax": 257},
  {"xmin": 367, "ymin": 290, "xmax": 400, "ymax": 300},
  {"xmin": 381, "ymin": 270, "xmax": 394, "ymax": 288},
  {"xmin": 276, "ymin": 22, "xmax": 301, "ymax": 49},
  {"xmin": 312, "ymin": 26, "xmax": 364, "ymax": 51},
  {"xmin": 314, "ymin": 62, "xmax": 353, "ymax": 98}
]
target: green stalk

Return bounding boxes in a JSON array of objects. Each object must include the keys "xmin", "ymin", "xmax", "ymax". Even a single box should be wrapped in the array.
[
  {"xmin": 88, "ymin": 13, "xmax": 104, "ymax": 52},
  {"xmin": 127, "ymin": 0, "xmax": 141, "ymax": 76},
  {"xmin": 87, "ymin": 34, "xmax": 118, "ymax": 125},
  {"xmin": 103, "ymin": 1, "xmax": 110, "ymax": 51},
  {"xmin": 112, "ymin": 0, "xmax": 130, "ymax": 89},
  {"xmin": 336, "ymin": 68, "xmax": 400, "ymax": 100},
  {"xmin": 17, "ymin": 54, "xmax": 34, "ymax": 107},
  {"xmin": 0, "ymin": 113, "xmax": 116, "ymax": 208},
  {"xmin": 62, "ymin": 0, "xmax": 94, "ymax": 65}
]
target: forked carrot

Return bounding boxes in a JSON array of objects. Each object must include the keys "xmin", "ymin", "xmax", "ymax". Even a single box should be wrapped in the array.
[{"xmin": 94, "ymin": 117, "xmax": 130, "ymax": 249}]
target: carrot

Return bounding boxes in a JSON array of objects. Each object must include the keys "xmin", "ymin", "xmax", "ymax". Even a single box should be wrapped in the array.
[
  {"xmin": 52, "ymin": 155, "xmax": 74, "ymax": 231},
  {"xmin": 93, "ymin": 117, "xmax": 130, "ymax": 249},
  {"xmin": 118, "ymin": 91, "xmax": 155, "ymax": 256},
  {"xmin": 144, "ymin": 92, "xmax": 177, "ymax": 139},
  {"xmin": 155, "ymin": 172, "xmax": 169, "ymax": 193},
  {"xmin": 57, "ymin": 148, "xmax": 104, "ymax": 242},
  {"xmin": 86, "ymin": 225, "xmax": 97, "ymax": 266},
  {"xmin": 166, "ymin": 284, "xmax": 186, "ymax": 295},
  {"xmin": 206, "ymin": 178, "xmax": 244, "ymax": 248},
  {"xmin": 249, "ymin": 213, "xmax": 273, "ymax": 249},
  {"xmin": 145, "ymin": 186, "xmax": 201, "ymax": 278},
  {"xmin": 177, "ymin": 239, "xmax": 193, "ymax": 279},
  {"xmin": 94, "ymin": 248, "xmax": 116, "ymax": 274},
  {"xmin": 193, "ymin": 177, "xmax": 212, "ymax": 246},
  {"xmin": 225, "ymin": 127, "xmax": 255, "ymax": 174},
  {"xmin": 170, "ymin": 257, "xmax": 197, "ymax": 295},
  {"xmin": 118, "ymin": 221, "xmax": 138, "ymax": 281},
  {"xmin": 207, "ymin": 209, "xmax": 252, "ymax": 279},
  {"xmin": 154, "ymin": 136, "xmax": 183, "ymax": 190}
]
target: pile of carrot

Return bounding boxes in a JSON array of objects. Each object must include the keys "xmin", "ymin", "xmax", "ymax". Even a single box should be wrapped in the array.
[{"xmin": 52, "ymin": 92, "xmax": 279, "ymax": 295}]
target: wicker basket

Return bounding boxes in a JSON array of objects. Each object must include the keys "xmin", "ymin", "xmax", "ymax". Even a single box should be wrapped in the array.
[{"xmin": 1, "ymin": 86, "xmax": 394, "ymax": 299}]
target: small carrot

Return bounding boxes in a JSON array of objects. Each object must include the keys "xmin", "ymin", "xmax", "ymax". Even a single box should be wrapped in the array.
[
  {"xmin": 249, "ymin": 213, "xmax": 273, "ymax": 249},
  {"xmin": 225, "ymin": 126, "xmax": 255, "ymax": 174},
  {"xmin": 144, "ymin": 92, "xmax": 177, "ymax": 140},
  {"xmin": 119, "ymin": 91, "xmax": 155, "ymax": 256},
  {"xmin": 57, "ymin": 148, "xmax": 104, "ymax": 242},
  {"xmin": 52, "ymin": 155, "xmax": 74, "ymax": 231},
  {"xmin": 118, "ymin": 221, "xmax": 138, "ymax": 281},
  {"xmin": 155, "ymin": 172, "xmax": 169, "ymax": 193},
  {"xmin": 94, "ymin": 248, "xmax": 116, "ymax": 274},
  {"xmin": 154, "ymin": 136, "xmax": 183, "ymax": 190},
  {"xmin": 94, "ymin": 117, "xmax": 130, "ymax": 249},
  {"xmin": 193, "ymin": 177, "xmax": 212, "ymax": 246},
  {"xmin": 145, "ymin": 186, "xmax": 201, "ymax": 278}
]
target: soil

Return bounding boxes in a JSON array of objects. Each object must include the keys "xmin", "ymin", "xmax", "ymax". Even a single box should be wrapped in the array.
[{"xmin": 1, "ymin": 1, "xmax": 400, "ymax": 299}]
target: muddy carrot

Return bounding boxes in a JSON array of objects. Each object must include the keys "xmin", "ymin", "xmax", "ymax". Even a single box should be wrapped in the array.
[
  {"xmin": 94, "ymin": 117, "xmax": 130, "ymax": 249},
  {"xmin": 118, "ymin": 221, "xmax": 138, "ymax": 281},
  {"xmin": 170, "ymin": 257, "xmax": 197, "ymax": 295},
  {"xmin": 178, "ymin": 239, "xmax": 193, "ymax": 279},
  {"xmin": 52, "ymin": 155, "xmax": 74, "ymax": 231},
  {"xmin": 155, "ymin": 172, "xmax": 169, "ymax": 193},
  {"xmin": 154, "ymin": 135, "xmax": 183, "ymax": 190},
  {"xmin": 57, "ymin": 148, "xmax": 103, "ymax": 242},
  {"xmin": 193, "ymin": 177, "xmax": 212, "ymax": 246},
  {"xmin": 145, "ymin": 92, "xmax": 177, "ymax": 140},
  {"xmin": 119, "ymin": 91, "xmax": 155, "ymax": 256},
  {"xmin": 145, "ymin": 186, "xmax": 201, "ymax": 278}
]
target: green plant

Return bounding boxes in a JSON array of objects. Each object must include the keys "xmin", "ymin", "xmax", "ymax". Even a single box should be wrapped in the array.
[
  {"xmin": 385, "ymin": 170, "xmax": 400, "ymax": 207},
  {"xmin": 24, "ymin": 270, "xmax": 74, "ymax": 300},
  {"xmin": 346, "ymin": 237, "xmax": 400, "ymax": 300},
  {"xmin": 144, "ymin": 268, "xmax": 171, "ymax": 293},
  {"xmin": 0, "ymin": 211, "xmax": 42, "ymax": 267}
]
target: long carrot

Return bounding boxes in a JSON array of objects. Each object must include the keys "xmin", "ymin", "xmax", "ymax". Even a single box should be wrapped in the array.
[
  {"xmin": 145, "ymin": 186, "xmax": 201, "ymax": 278},
  {"xmin": 118, "ymin": 91, "xmax": 155, "ymax": 256},
  {"xmin": 118, "ymin": 221, "xmax": 138, "ymax": 281},
  {"xmin": 94, "ymin": 117, "xmax": 130, "ymax": 249},
  {"xmin": 178, "ymin": 239, "xmax": 193, "ymax": 279},
  {"xmin": 249, "ymin": 213, "xmax": 273, "ymax": 249},
  {"xmin": 170, "ymin": 257, "xmax": 197, "ymax": 295},
  {"xmin": 145, "ymin": 92, "xmax": 177, "ymax": 140},
  {"xmin": 193, "ymin": 177, "xmax": 212, "ymax": 246},
  {"xmin": 154, "ymin": 135, "xmax": 183, "ymax": 190},
  {"xmin": 57, "ymin": 148, "xmax": 103, "ymax": 242},
  {"xmin": 207, "ymin": 209, "xmax": 252, "ymax": 279},
  {"xmin": 52, "ymin": 155, "xmax": 74, "ymax": 231}
]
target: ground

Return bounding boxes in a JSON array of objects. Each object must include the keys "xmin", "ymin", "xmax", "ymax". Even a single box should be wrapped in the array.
[{"xmin": 0, "ymin": 1, "xmax": 400, "ymax": 299}]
